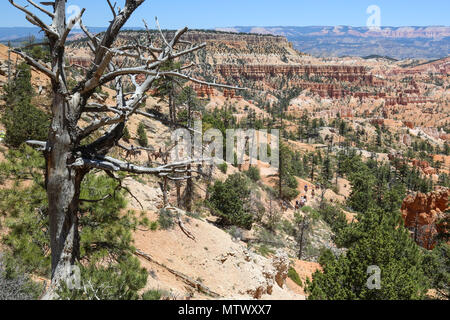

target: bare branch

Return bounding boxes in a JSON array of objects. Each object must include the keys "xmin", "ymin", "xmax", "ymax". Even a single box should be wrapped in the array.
[
  {"xmin": 75, "ymin": 155, "xmax": 212, "ymax": 177},
  {"xmin": 106, "ymin": 0, "xmax": 117, "ymax": 18},
  {"xmin": 117, "ymin": 143, "xmax": 154, "ymax": 153},
  {"xmin": 79, "ymin": 19, "xmax": 99, "ymax": 50},
  {"xmin": 26, "ymin": 0, "xmax": 55, "ymax": 18},
  {"xmin": 78, "ymin": 114, "xmax": 125, "ymax": 140},
  {"xmin": 155, "ymin": 17, "xmax": 171, "ymax": 51},
  {"xmin": 12, "ymin": 49, "xmax": 56, "ymax": 80},
  {"xmin": 61, "ymin": 8, "xmax": 86, "ymax": 45},
  {"xmin": 26, "ymin": 140, "xmax": 48, "ymax": 151},
  {"xmin": 8, "ymin": 0, "xmax": 59, "ymax": 39}
]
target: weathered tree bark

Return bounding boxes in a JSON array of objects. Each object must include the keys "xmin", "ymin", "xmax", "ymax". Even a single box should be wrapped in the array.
[
  {"xmin": 7, "ymin": 41, "xmax": 11, "ymax": 84},
  {"xmin": 185, "ymin": 165, "xmax": 193, "ymax": 212},
  {"xmin": 297, "ymin": 219, "xmax": 307, "ymax": 260},
  {"xmin": 176, "ymin": 180, "xmax": 182, "ymax": 207},
  {"xmin": 46, "ymin": 95, "xmax": 82, "ymax": 282},
  {"xmin": 204, "ymin": 164, "xmax": 213, "ymax": 201},
  {"xmin": 184, "ymin": 100, "xmax": 194, "ymax": 212},
  {"xmin": 162, "ymin": 177, "xmax": 168, "ymax": 207}
]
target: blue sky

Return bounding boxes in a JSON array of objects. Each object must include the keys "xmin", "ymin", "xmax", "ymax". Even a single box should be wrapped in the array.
[{"xmin": 1, "ymin": 0, "xmax": 449, "ymax": 28}]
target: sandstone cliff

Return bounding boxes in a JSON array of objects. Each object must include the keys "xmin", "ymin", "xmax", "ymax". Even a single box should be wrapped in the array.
[{"xmin": 401, "ymin": 188, "xmax": 449, "ymax": 249}]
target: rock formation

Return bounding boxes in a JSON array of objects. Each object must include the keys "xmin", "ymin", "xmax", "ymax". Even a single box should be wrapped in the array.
[
  {"xmin": 401, "ymin": 188, "xmax": 449, "ymax": 249},
  {"xmin": 216, "ymin": 64, "xmax": 373, "ymax": 83},
  {"xmin": 271, "ymin": 250, "xmax": 290, "ymax": 288}
]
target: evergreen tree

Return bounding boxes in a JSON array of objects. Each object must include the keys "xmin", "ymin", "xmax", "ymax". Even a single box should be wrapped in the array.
[
  {"xmin": 208, "ymin": 173, "xmax": 253, "ymax": 229},
  {"xmin": 1, "ymin": 62, "xmax": 49, "ymax": 147},
  {"xmin": 137, "ymin": 122, "xmax": 148, "ymax": 147},
  {"xmin": 306, "ymin": 208, "xmax": 429, "ymax": 300},
  {"xmin": 347, "ymin": 169, "xmax": 376, "ymax": 213},
  {"xmin": 0, "ymin": 146, "xmax": 153, "ymax": 300}
]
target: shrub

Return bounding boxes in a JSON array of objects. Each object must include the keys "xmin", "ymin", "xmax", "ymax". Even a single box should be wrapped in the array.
[
  {"xmin": 122, "ymin": 126, "xmax": 131, "ymax": 142},
  {"xmin": 142, "ymin": 289, "xmax": 162, "ymax": 300},
  {"xmin": 245, "ymin": 166, "xmax": 261, "ymax": 182},
  {"xmin": 158, "ymin": 209, "xmax": 175, "ymax": 230},
  {"xmin": 256, "ymin": 244, "xmax": 274, "ymax": 257},
  {"xmin": 58, "ymin": 258, "xmax": 148, "ymax": 300},
  {"xmin": 218, "ymin": 162, "xmax": 228, "ymax": 174},
  {"xmin": 0, "ymin": 255, "xmax": 42, "ymax": 300},
  {"xmin": 318, "ymin": 248, "xmax": 335, "ymax": 267},
  {"xmin": 209, "ymin": 173, "xmax": 253, "ymax": 229},
  {"xmin": 137, "ymin": 122, "xmax": 148, "ymax": 147},
  {"xmin": 149, "ymin": 221, "xmax": 159, "ymax": 231},
  {"xmin": 288, "ymin": 267, "xmax": 302, "ymax": 287},
  {"xmin": 2, "ymin": 101, "xmax": 49, "ymax": 147},
  {"xmin": 1, "ymin": 62, "xmax": 49, "ymax": 147},
  {"xmin": 281, "ymin": 186, "xmax": 299, "ymax": 201}
]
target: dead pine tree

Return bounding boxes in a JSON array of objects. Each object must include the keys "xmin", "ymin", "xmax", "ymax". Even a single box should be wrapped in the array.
[
  {"xmin": 9, "ymin": 0, "xmax": 240, "ymax": 298},
  {"xmin": 7, "ymin": 40, "xmax": 12, "ymax": 84},
  {"xmin": 296, "ymin": 214, "xmax": 311, "ymax": 260}
]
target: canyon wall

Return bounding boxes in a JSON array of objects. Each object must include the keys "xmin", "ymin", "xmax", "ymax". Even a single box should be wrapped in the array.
[{"xmin": 216, "ymin": 65, "xmax": 372, "ymax": 83}]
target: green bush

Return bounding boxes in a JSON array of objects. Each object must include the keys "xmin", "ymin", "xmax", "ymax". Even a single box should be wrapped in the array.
[
  {"xmin": 209, "ymin": 173, "xmax": 253, "ymax": 229},
  {"xmin": 318, "ymin": 248, "xmax": 335, "ymax": 267},
  {"xmin": 141, "ymin": 289, "xmax": 162, "ymax": 300},
  {"xmin": 151, "ymin": 221, "xmax": 159, "ymax": 231},
  {"xmin": 256, "ymin": 244, "xmax": 274, "ymax": 257},
  {"xmin": 122, "ymin": 126, "xmax": 131, "ymax": 142},
  {"xmin": 288, "ymin": 267, "xmax": 302, "ymax": 287},
  {"xmin": 281, "ymin": 186, "xmax": 299, "ymax": 201},
  {"xmin": 1, "ymin": 62, "xmax": 49, "ymax": 147},
  {"xmin": 218, "ymin": 162, "xmax": 228, "ymax": 174},
  {"xmin": 158, "ymin": 209, "xmax": 175, "ymax": 230},
  {"xmin": 2, "ymin": 101, "xmax": 49, "ymax": 148},
  {"xmin": 245, "ymin": 166, "xmax": 261, "ymax": 182},
  {"xmin": 137, "ymin": 122, "xmax": 148, "ymax": 147}
]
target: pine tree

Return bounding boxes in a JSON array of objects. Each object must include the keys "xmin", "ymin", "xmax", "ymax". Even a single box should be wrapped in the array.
[
  {"xmin": 208, "ymin": 173, "xmax": 253, "ymax": 229},
  {"xmin": 0, "ymin": 146, "xmax": 153, "ymax": 300},
  {"xmin": 1, "ymin": 62, "xmax": 49, "ymax": 147},
  {"xmin": 137, "ymin": 122, "xmax": 148, "ymax": 147},
  {"xmin": 306, "ymin": 208, "xmax": 429, "ymax": 300}
]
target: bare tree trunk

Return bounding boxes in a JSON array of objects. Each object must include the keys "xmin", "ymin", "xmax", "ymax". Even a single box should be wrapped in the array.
[
  {"xmin": 7, "ymin": 41, "xmax": 11, "ymax": 84},
  {"xmin": 44, "ymin": 92, "xmax": 86, "ymax": 297},
  {"xmin": 298, "ymin": 220, "xmax": 307, "ymax": 260},
  {"xmin": 176, "ymin": 181, "xmax": 181, "ymax": 207},
  {"xmin": 279, "ymin": 105, "xmax": 283, "ymax": 200},
  {"xmin": 185, "ymin": 165, "xmax": 193, "ymax": 213},
  {"xmin": 184, "ymin": 101, "xmax": 194, "ymax": 212},
  {"xmin": 205, "ymin": 164, "xmax": 213, "ymax": 201},
  {"xmin": 161, "ymin": 177, "xmax": 168, "ymax": 207},
  {"xmin": 169, "ymin": 89, "xmax": 177, "ymax": 125}
]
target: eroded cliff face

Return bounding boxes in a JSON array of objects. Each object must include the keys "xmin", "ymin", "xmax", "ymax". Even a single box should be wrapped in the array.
[
  {"xmin": 64, "ymin": 30, "xmax": 449, "ymax": 129},
  {"xmin": 401, "ymin": 188, "xmax": 449, "ymax": 249},
  {"xmin": 216, "ymin": 65, "xmax": 371, "ymax": 82}
]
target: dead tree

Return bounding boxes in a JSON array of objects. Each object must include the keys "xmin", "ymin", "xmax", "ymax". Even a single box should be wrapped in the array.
[
  {"xmin": 296, "ymin": 215, "xmax": 311, "ymax": 260},
  {"xmin": 9, "ymin": 0, "xmax": 239, "ymax": 295},
  {"xmin": 7, "ymin": 41, "xmax": 12, "ymax": 84}
]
